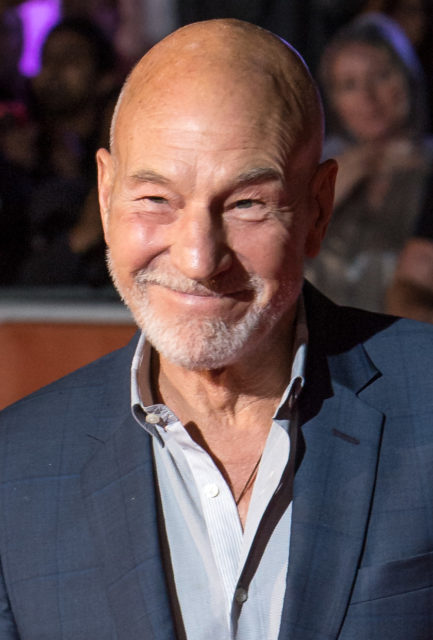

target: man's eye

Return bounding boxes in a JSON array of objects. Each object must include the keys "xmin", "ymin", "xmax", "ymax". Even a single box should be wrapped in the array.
[
  {"xmin": 226, "ymin": 198, "xmax": 269, "ymax": 222},
  {"xmin": 146, "ymin": 196, "xmax": 167, "ymax": 204}
]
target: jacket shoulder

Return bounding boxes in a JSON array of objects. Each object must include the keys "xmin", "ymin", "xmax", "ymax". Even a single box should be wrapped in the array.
[
  {"xmin": 304, "ymin": 280, "xmax": 433, "ymax": 393},
  {"xmin": 304, "ymin": 279, "xmax": 433, "ymax": 349}
]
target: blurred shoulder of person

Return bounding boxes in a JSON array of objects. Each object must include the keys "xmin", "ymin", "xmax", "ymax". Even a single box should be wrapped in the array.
[{"xmin": 386, "ymin": 171, "xmax": 433, "ymax": 322}]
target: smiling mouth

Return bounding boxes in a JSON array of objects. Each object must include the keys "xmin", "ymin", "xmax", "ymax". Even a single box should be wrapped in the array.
[
  {"xmin": 134, "ymin": 266, "xmax": 260, "ymax": 302},
  {"xmin": 180, "ymin": 288, "xmax": 255, "ymax": 302},
  {"xmin": 145, "ymin": 281, "xmax": 255, "ymax": 303}
]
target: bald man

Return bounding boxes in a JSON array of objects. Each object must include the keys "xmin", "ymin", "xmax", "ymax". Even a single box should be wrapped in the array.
[{"xmin": 1, "ymin": 19, "xmax": 433, "ymax": 640}]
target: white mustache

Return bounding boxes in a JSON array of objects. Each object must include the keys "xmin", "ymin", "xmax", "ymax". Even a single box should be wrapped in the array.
[{"xmin": 134, "ymin": 269, "xmax": 259, "ymax": 297}]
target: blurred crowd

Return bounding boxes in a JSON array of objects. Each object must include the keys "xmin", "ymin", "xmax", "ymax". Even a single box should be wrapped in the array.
[{"xmin": 0, "ymin": 0, "xmax": 432, "ymax": 322}]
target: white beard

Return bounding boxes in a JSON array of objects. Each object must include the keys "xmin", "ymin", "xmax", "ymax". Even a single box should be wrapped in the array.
[{"xmin": 107, "ymin": 251, "xmax": 296, "ymax": 370}]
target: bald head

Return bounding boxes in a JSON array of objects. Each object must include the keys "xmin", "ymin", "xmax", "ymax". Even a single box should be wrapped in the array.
[{"xmin": 110, "ymin": 19, "xmax": 324, "ymax": 167}]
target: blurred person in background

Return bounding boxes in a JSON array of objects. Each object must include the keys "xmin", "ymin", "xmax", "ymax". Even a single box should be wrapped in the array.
[
  {"xmin": 305, "ymin": 12, "xmax": 433, "ymax": 312},
  {"xmin": 15, "ymin": 16, "xmax": 122, "ymax": 287},
  {"xmin": 363, "ymin": 0, "xmax": 433, "ymax": 131},
  {"xmin": 29, "ymin": 17, "xmax": 117, "ymax": 184}
]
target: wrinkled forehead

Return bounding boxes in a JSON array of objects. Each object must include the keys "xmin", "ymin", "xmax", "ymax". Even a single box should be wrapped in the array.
[{"xmin": 112, "ymin": 20, "xmax": 323, "ymax": 164}]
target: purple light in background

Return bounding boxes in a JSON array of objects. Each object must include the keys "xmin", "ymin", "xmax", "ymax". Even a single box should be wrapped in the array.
[{"xmin": 18, "ymin": 0, "xmax": 61, "ymax": 77}]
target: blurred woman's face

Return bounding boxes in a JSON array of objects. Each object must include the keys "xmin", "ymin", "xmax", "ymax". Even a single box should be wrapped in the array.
[
  {"xmin": 33, "ymin": 30, "xmax": 99, "ymax": 115},
  {"xmin": 329, "ymin": 42, "xmax": 410, "ymax": 142}
]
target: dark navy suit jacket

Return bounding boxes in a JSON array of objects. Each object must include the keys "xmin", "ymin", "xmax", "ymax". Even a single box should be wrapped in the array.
[{"xmin": 1, "ymin": 283, "xmax": 433, "ymax": 639}]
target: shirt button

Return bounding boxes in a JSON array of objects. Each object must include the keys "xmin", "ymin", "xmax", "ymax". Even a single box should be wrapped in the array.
[
  {"xmin": 203, "ymin": 483, "xmax": 219, "ymax": 498},
  {"xmin": 235, "ymin": 587, "xmax": 248, "ymax": 604},
  {"xmin": 145, "ymin": 412, "xmax": 160, "ymax": 424}
]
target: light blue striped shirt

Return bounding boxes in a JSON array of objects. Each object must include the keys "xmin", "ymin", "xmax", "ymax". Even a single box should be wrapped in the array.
[{"xmin": 131, "ymin": 304, "xmax": 307, "ymax": 640}]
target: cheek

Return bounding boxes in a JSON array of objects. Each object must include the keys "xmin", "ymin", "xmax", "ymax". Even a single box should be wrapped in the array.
[
  {"xmin": 231, "ymin": 224, "xmax": 303, "ymax": 285},
  {"xmin": 333, "ymin": 95, "xmax": 358, "ymax": 127},
  {"xmin": 106, "ymin": 215, "xmax": 164, "ymax": 277},
  {"xmin": 388, "ymin": 82, "xmax": 410, "ymax": 119}
]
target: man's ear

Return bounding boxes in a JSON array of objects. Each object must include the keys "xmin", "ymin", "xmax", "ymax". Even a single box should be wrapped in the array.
[
  {"xmin": 304, "ymin": 158, "xmax": 338, "ymax": 258},
  {"xmin": 96, "ymin": 147, "xmax": 114, "ymax": 243}
]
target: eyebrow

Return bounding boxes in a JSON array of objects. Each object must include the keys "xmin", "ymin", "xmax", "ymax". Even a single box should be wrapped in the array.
[
  {"xmin": 126, "ymin": 166, "xmax": 283, "ymax": 189},
  {"xmin": 233, "ymin": 167, "xmax": 284, "ymax": 188},
  {"xmin": 127, "ymin": 170, "xmax": 171, "ymax": 186}
]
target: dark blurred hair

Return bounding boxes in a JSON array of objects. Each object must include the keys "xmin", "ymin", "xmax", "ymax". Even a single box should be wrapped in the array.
[
  {"xmin": 374, "ymin": 0, "xmax": 433, "ymax": 22},
  {"xmin": 319, "ymin": 12, "xmax": 427, "ymax": 138},
  {"xmin": 43, "ymin": 17, "xmax": 117, "ymax": 75}
]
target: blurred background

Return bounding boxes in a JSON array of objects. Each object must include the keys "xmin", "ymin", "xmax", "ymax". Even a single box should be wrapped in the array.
[{"xmin": 1, "ymin": 0, "xmax": 433, "ymax": 407}]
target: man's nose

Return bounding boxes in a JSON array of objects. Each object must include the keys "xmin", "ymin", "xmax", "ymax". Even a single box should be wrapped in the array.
[{"xmin": 169, "ymin": 207, "xmax": 232, "ymax": 281}]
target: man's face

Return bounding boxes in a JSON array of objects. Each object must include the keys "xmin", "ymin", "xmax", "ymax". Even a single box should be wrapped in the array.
[{"xmin": 98, "ymin": 74, "xmax": 333, "ymax": 369}]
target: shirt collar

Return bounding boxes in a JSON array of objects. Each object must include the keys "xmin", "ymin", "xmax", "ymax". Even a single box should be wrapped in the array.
[
  {"xmin": 131, "ymin": 295, "xmax": 308, "ymax": 435},
  {"xmin": 273, "ymin": 297, "xmax": 307, "ymax": 420}
]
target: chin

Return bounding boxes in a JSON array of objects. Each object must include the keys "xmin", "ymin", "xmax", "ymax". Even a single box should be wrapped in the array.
[
  {"xmin": 133, "ymin": 283, "xmax": 301, "ymax": 370},
  {"xmin": 132, "ymin": 300, "xmax": 267, "ymax": 370}
]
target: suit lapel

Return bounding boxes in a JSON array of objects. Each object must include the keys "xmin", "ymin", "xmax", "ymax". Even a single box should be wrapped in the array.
[
  {"xmin": 81, "ymin": 408, "xmax": 177, "ymax": 638},
  {"xmin": 279, "ymin": 284, "xmax": 390, "ymax": 639},
  {"xmin": 280, "ymin": 385, "xmax": 384, "ymax": 639}
]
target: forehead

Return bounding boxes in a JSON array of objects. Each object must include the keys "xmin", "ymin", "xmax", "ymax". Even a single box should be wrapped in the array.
[
  {"xmin": 115, "ymin": 68, "xmax": 300, "ymax": 174},
  {"xmin": 331, "ymin": 42, "xmax": 396, "ymax": 74}
]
